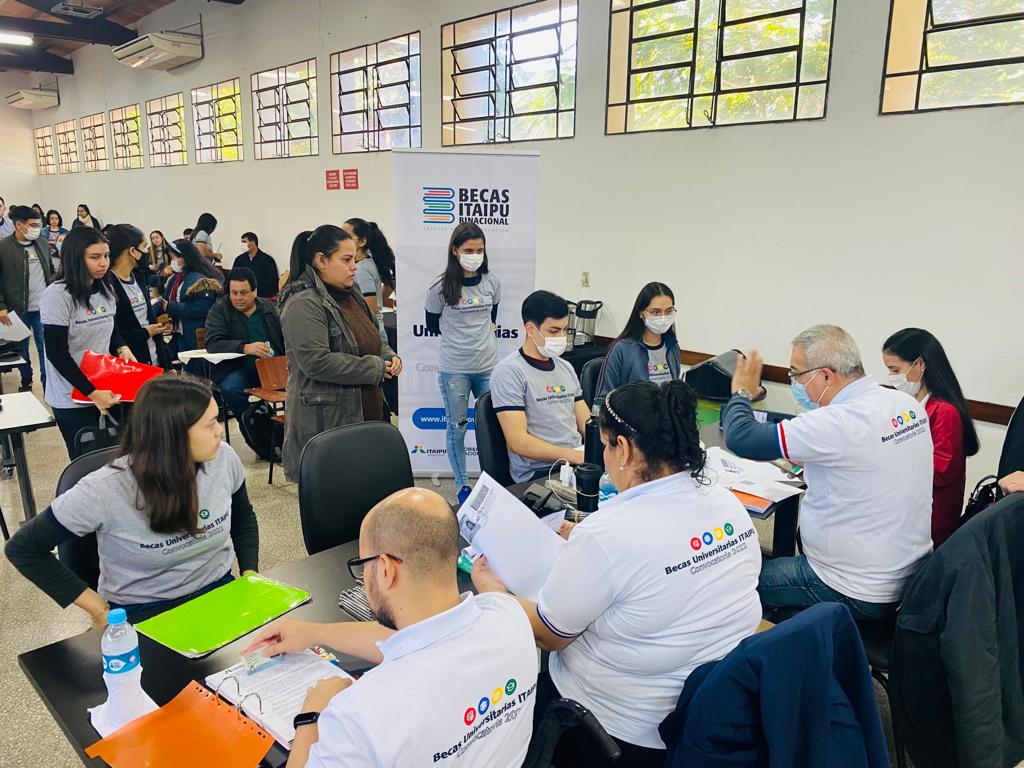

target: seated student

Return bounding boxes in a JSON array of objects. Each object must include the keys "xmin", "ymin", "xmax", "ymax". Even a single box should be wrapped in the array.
[
  {"xmin": 490, "ymin": 290, "xmax": 589, "ymax": 482},
  {"xmin": 724, "ymin": 324, "xmax": 933, "ymax": 620},
  {"xmin": 5, "ymin": 374, "xmax": 259, "ymax": 627},
  {"xmin": 204, "ymin": 267, "xmax": 284, "ymax": 420},
  {"xmin": 472, "ymin": 380, "xmax": 762, "ymax": 767},
  {"xmin": 597, "ymin": 281, "xmax": 680, "ymax": 397},
  {"xmin": 883, "ymin": 328, "xmax": 979, "ymax": 547},
  {"xmin": 249, "ymin": 488, "xmax": 537, "ymax": 768}
]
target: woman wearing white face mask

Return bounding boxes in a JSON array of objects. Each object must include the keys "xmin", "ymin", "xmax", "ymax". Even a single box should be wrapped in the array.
[
  {"xmin": 597, "ymin": 282, "xmax": 680, "ymax": 398},
  {"xmin": 425, "ymin": 223, "xmax": 501, "ymax": 503},
  {"xmin": 883, "ymin": 328, "xmax": 979, "ymax": 547}
]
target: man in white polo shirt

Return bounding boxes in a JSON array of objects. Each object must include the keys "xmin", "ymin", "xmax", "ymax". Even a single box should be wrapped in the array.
[
  {"xmin": 251, "ymin": 488, "xmax": 538, "ymax": 767},
  {"xmin": 723, "ymin": 324, "xmax": 933, "ymax": 620}
]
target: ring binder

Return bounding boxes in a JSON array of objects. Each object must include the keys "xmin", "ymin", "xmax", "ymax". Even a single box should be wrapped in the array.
[{"xmin": 238, "ymin": 692, "xmax": 264, "ymax": 718}]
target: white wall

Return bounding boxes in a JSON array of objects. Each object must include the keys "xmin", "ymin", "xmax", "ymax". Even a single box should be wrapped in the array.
[
  {"xmin": 12, "ymin": 0, "xmax": 1019, "ymax": 484},
  {"xmin": 0, "ymin": 71, "xmax": 43, "ymax": 207}
]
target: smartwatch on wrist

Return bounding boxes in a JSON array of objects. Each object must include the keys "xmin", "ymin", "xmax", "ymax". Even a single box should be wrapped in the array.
[
  {"xmin": 293, "ymin": 711, "xmax": 321, "ymax": 730},
  {"xmin": 734, "ymin": 388, "xmax": 754, "ymax": 401}
]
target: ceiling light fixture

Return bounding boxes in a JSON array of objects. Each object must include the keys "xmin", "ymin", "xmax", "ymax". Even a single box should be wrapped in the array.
[{"xmin": 0, "ymin": 31, "xmax": 34, "ymax": 47}]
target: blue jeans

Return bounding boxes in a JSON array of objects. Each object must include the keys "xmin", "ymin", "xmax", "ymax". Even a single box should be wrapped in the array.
[
  {"xmin": 217, "ymin": 367, "xmax": 257, "ymax": 420},
  {"xmin": 438, "ymin": 371, "xmax": 491, "ymax": 488},
  {"xmin": 111, "ymin": 571, "xmax": 234, "ymax": 620},
  {"xmin": 17, "ymin": 309, "xmax": 45, "ymax": 387},
  {"xmin": 758, "ymin": 555, "xmax": 897, "ymax": 621}
]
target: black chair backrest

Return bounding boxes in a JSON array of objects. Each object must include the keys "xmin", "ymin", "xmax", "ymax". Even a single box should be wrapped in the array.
[
  {"xmin": 998, "ymin": 392, "xmax": 1024, "ymax": 479},
  {"xmin": 298, "ymin": 421, "xmax": 414, "ymax": 555},
  {"xmin": 523, "ymin": 698, "xmax": 621, "ymax": 768},
  {"xmin": 474, "ymin": 391, "xmax": 514, "ymax": 487},
  {"xmin": 580, "ymin": 357, "xmax": 605, "ymax": 409},
  {"xmin": 56, "ymin": 446, "xmax": 119, "ymax": 590}
]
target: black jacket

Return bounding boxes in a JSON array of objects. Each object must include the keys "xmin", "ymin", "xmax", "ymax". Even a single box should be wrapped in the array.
[
  {"xmin": 110, "ymin": 269, "xmax": 170, "ymax": 368},
  {"xmin": 231, "ymin": 250, "xmax": 279, "ymax": 299},
  {"xmin": 891, "ymin": 493, "xmax": 1024, "ymax": 768},
  {"xmin": 203, "ymin": 296, "xmax": 284, "ymax": 383}
]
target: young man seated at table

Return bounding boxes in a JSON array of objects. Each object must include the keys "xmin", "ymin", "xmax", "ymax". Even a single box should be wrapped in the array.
[
  {"xmin": 250, "ymin": 488, "xmax": 538, "ymax": 768},
  {"xmin": 203, "ymin": 267, "xmax": 284, "ymax": 421},
  {"xmin": 722, "ymin": 324, "xmax": 933, "ymax": 621},
  {"xmin": 490, "ymin": 290, "xmax": 589, "ymax": 482}
]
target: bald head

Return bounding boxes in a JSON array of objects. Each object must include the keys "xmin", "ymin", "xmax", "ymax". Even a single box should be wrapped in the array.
[{"xmin": 361, "ymin": 488, "xmax": 460, "ymax": 580}]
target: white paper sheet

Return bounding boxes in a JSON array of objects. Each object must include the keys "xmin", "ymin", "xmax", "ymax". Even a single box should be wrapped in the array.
[
  {"xmin": 206, "ymin": 650, "xmax": 353, "ymax": 748},
  {"xmin": 177, "ymin": 350, "xmax": 245, "ymax": 365},
  {"xmin": 458, "ymin": 472, "xmax": 564, "ymax": 601},
  {"xmin": 0, "ymin": 311, "xmax": 32, "ymax": 343},
  {"xmin": 705, "ymin": 446, "xmax": 793, "ymax": 484},
  {"xmin": 727, "ymin": 477, "xmax": 804, "ymax": 503}
]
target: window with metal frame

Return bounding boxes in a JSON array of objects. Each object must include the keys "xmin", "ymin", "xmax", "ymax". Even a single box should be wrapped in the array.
[
  {"xmin": 331, "ymin": 31, "xmax": 422, "ymax": 153},
  {"xmin": 34, "ymin": 126, "xmax": 56, "ymax": 175},
  {"xmin": 881, "ymin": 0, "xmax": 1024, "ymax": 114},
  {"xmin": 192, "ymin": 77, "xmax": 244, "ymax": 163},
  {"xmin": 146, "ymin": 93, "xmax": 188, "ymax": 167},
  {"xmin": 81, "ymin": 112, "xmax": 108, "ymax": 172},
  {"xmin": 251, "ymin": 59, "xmax": 319, "ymax": 159},
  {"xmin": 110, "ymin": 104, "xmax": 144, "ymax": 170},
  {"xmin": 55, "ymin": 119, "xmax": 80, "ymax": 174},
  {"xmin": 441, "ymin": 0, "xmax": 578, "ymax": 146},
  {"xmin": 606, "ymin": 0, "xmax": 837, "ymax": 134}
]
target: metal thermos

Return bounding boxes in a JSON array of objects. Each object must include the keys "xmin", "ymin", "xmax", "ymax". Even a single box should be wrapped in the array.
[
  {"xmin": 575, "ymin": 463, "xmax": 602, "ymax": 514},
  {"xmin": 584, "ymin": 404, "xmax": 604, "ymax": 468}
]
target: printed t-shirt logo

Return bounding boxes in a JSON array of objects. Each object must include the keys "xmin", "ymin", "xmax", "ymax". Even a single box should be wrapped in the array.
[
  {"xmin": 462, "ymin": 678, "xmax": 517, "ymax": 726},
  {"xmin": 690, "ymin": 521, "xmax": 735, "ymax": 551},
  {"xmin": 199, "ymin": 509, "xmax": 210, "ymax": 521},
  {"xmin": 891, "ymin": 410, "xmax": 918, "ymax": 429},
  {"xmin": 648, "ymin": 362, "xmax": 669, "ymax": 374},
  {"xmin": 546, "ymin": 385, "xmax": 566, "ymax": 394}
]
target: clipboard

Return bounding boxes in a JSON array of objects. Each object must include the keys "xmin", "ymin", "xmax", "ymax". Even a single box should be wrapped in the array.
[{"xmin": 85, "ymin": 681, "xmax": 273, "ymax": 768}]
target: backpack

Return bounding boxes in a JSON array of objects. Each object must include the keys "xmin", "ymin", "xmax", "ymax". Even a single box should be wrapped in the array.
[
  {"xmin": 238, "ymin": 401, "xmax": 283, "ymax": 462},
  {"xmin": 73, "ymin": 413, "xmax": 122, "ymax": 459}
]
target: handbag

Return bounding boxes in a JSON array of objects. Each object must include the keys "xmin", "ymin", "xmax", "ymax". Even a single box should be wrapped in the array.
[{"xmin": 73, "ymin": 413, "xmax": 122, "ymax": 458}]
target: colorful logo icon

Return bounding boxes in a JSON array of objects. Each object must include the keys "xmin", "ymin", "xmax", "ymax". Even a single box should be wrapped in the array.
[
  {"xmin": 505, "ymin": 678, "xmax": 517, "ymax": 696},
  {"xmin": 199, "ymin": 509, "xmax": 210, "ymax": 521},
  {"xmin": 690, "ymin": 537, "xmax": 702, "ymax": 551},
  {"xmin": 464, "ymin": 707, "xmax": 476, "ymax": 726},
  {"xmin": 491, "ymin": 687, "xmax": 503, "ymax": 704},
  {"xmin": 546, "ymin": 385, "xmax": 566, "ymax": 394},
  {"xmin": 713, "ymin": 527, "xmax": 724, "ymax": 540},
  {"xmin": 891, "ymin": 410, "xmax": 918, "ymax": 429},
  {"xmin": 423, "ymin": 187, "xmax": 455, "ymax": 224},
  {"xmin": 477, "ymin": 697, "xmax": 490, "ymax": 716},
  {"xmin": 724, "ymin": 522, "xmax": 734, "ymax": 536}
]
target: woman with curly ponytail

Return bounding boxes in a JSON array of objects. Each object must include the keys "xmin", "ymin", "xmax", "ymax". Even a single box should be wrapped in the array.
[{"xmin": 471, "ymin": 378, "xmax": 763, "ymax": 765}]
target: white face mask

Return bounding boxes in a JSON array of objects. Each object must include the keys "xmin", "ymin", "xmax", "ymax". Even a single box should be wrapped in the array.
[
  {"xmin": 170, "ymin": 261, "xmax": 183, "ymax": 273},
  {"xmin": 25, "ymin": 225, "xmax": 41, "ymax": 241},
  {"xmin": 643, "ymin": 315, "xmax": 674, "ymax": 335},
  {"xmin": 533, "ymin": 331, "xmax": 567, "ymax": 359},
  {"xmin": 888, "ymin": 361, "xmax": 923, "ymax": 397},
  {"xmin": 458, "ymin": 253, "xmax": 484, "ymax": 273}
]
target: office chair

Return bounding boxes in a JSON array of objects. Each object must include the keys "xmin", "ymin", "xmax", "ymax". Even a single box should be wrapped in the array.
[
  {"xmin": 55, "ymin": 446, "xmax": 119, "ymax": 590},
  {"xmin": 523, "ymin": 698, "xmax": 621, "ymax": 768},
  {"xmin": 297, "ymin": 421, "xmax": 413, "ymax": 555},
  {"xmin": 474, "ymin": 391, "xmax": 514, "ymax": 487},
  {"xmin": 580, "ymin": 357, "xmax": 605, "ymax": 409}
]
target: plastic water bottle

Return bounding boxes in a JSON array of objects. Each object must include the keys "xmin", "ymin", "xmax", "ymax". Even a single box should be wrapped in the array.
[
  {"xmin": 99, "ymin": 609, "xmax": 149, "ymax": 729},
  {"xmin": 599, "ymin": 472, "xmax": 618, "ymax": 504},
  {"xmin": 264, "ymin": 341, "xmax": 275, "ymax": 358}
]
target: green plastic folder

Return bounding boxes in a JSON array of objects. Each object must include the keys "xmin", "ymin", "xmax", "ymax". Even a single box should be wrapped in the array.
[
  {"xmin": 696, "ymin": 401, "xmax": 722, "ymax": 429},
  {"xmin": 135, "ymin": 573, "xmax": 311, "ymax": 658}
]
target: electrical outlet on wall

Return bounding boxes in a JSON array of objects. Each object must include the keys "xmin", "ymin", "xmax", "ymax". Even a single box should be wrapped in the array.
[{"xmin": 581, "ymin": 271, "xmax": 590, "ymax": 288}]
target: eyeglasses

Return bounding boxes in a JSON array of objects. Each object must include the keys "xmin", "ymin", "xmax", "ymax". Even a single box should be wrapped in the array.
[
  {"xmin": 644, "ymin": 308, "xmax": 677, "ymax": 318},
  {"xmin": 787, "ymin": 367, "xmax": 822, "ymax": 382},
  {"xmin": 346, "ymin": 553, "xmax": 403, "ymax": 581}
]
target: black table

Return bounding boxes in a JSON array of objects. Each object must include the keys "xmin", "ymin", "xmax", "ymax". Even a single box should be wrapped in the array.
[{"xmin": 20, "ymin": 541, "xmax": 473, "ymax": 767}]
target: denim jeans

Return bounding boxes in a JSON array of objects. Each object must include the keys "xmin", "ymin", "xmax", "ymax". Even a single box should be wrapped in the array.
[
  {"xmin": 758, "ymin": 555, "xmax": 897, "ymax": 621},
  {"xmin": 217, "ymin": 367, "xmax": 257, "ymax": 420},
  {"xmin": 438, "ymin": 371, "xmax": 491, "ymax": 488},
  {"xmin": 111, "ymin": 571, "xmax": 234, "ymax": 620},
  {"xmin": 17, "ymin": 309, "xmax": 45, "ymax": 388}
]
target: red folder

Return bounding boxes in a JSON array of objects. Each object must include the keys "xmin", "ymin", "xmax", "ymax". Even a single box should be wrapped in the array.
[{"xmin": 71, "ymin": 351, "xmax": 164, "ymax": 404}]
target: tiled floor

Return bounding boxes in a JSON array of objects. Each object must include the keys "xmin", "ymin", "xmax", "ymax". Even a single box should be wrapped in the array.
[{"xmin": 0, "ymin": 360, "xmax": 918, "ymax": 767}]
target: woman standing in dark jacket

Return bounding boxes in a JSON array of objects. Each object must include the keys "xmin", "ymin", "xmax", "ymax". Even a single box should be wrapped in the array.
[
  {"xmin": 278, "ymin": 225, "xmax": 401, "ymax": 481},
  {"xmin": 161, "ymin": 239, "xmax": 222, "ymax": 353},
  {"xmin": 108, "ymin": 224, "xmax": 171, "ymax": 368}
]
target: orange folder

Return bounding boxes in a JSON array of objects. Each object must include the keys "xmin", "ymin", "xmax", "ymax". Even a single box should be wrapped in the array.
[
  {"xmin": 731, "ymin": 489, "xmax": 775, "ymax": 515},
  {"xmin": 85, "ymin": 681, "xmax": 273, "ymax": 768},
  {"xmin": 71, "ymin": 351, "xmax": 164, "ymax": 404}
]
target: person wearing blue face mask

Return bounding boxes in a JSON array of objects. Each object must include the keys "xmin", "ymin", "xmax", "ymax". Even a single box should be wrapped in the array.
[{"xmin": 720, "ymin": 324, "xmax": 934, "ymax": 621}]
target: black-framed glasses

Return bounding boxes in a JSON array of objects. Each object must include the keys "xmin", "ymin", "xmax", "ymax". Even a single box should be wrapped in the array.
[
  {"xmin": 644, "ymin": 307, "xmax": 677, "ymax": 318},
  {"xmin": 346, "ymin": 553, "xmax": 403, "ymax": 581},
  {"xmin": 787, "ymin": 367, "xmax": 822, "ymax": 382}
]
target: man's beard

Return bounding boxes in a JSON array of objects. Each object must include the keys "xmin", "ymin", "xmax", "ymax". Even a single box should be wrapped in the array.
[{"xmin": 366, "ymin": 579, "xmax": 397, "ymax": 630}]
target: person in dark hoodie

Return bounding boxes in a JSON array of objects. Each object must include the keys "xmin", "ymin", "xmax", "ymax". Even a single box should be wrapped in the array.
[{"xmin": 159, "ymin": 239, "xmax": 222, "ymax": 356}]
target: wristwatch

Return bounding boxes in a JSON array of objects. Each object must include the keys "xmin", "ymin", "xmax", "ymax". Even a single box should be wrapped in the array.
[
  {"xmin": 733, "ymin": 388, "xmax": 754, "ymax": 400},
  {"xmin": 293, "ymin": 711, "xmax": 321, "ymax": 730}
]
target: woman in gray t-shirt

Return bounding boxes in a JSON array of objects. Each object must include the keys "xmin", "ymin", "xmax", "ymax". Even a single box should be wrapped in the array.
[
  {"xmin": 5, "ymin": 374, "xmax": 259, "ymax": 628},
  {"xmin": 342, "ymin": 218, "xmax": 396, "ymax": 342},
  {"xmin": 189, "ymin": 212, "xmax": 221, "ymax": 265},
  {"xmin": 424, "ymin": 223, "xmax": 501, "ymax": 504}
]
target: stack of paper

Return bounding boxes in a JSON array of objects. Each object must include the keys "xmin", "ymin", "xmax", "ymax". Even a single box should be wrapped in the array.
[{"xmin": 705, "ymin": 446, "xmax": 804, "ymax": 515}]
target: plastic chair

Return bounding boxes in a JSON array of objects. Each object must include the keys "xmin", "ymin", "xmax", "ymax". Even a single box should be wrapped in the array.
[
  {"xmin": 297, "ymin": 421, "xmax": 413, "ymax": 555},
  {"xmin": 245, "ymin": 355, "xmax": 288, "ymax": 483},
  {"xmin": 474, "ymin": 391, "xmax": 514, "ymax": 487},
  {"xmin": 523, "ymin": 698, "xmax": 621, "ymax": 768},
  {"xmin": 55, "ymin": 446, "xmax": 119, "ymax": 590},
  {"xmin": 580, "ymin": 357, "xmax": 605, "ymax": 409}
]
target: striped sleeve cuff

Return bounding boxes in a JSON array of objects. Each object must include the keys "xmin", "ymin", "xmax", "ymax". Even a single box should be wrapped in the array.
[
  {"xmin": 493, "ymin": 405, "xmax": 525, "ymax": 413},
  {"xmin": 777, "ymin": 423, "xmax": 789, "ymax": 459},
  {"xmin": 536, "ymin": 605, "xmax": 582, "ymax": 639}
]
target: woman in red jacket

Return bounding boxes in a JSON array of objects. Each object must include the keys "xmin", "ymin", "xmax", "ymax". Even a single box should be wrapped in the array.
[{"xmin": 883, "ymin": 328, "xmax": 979, "ymax": 547}]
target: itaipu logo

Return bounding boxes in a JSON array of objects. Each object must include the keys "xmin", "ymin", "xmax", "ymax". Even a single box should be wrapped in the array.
[
  {"xmin": 459, "ymin": 297, "xmax": 485, "ymax": 306},
  {"xmin": 690, "ymin": 522, "xmax": 735, "ymax": 551},
  {"xmin": 463, "ymin": 678, "xmax": 518, "ymax": 726},
  {"xmin": 423, "ymin": 187, "xmax": 455, "ymax": 224},
  {"xmin": 546, "ymin": 385, "xmax": 566, "ymax": 394},
  {"xmin": 411, "ymin": 444, "xmax": 446, "ymax": 456},
  {"xmin": 85, "ymin": 305, "xmax": 108, "ymax": 316},
  {"xmin": 422, "ymin": 185, "xmax": 511, "ymax": 226},
  {"xmin": 892, "ymin": 410, "xmax": 918, "ymax": 429}
]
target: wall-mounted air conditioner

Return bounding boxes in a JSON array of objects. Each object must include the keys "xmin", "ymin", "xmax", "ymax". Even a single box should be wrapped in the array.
[
  {"xmin": 112, "ymin": 32, "xmax": 202, "ymax": 70},
  {"xmin": 6, "ymin": 89, "xmax": 60, "ymax": 110}
]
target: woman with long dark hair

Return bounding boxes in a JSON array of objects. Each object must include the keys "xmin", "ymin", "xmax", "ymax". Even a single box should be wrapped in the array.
[
  {"xmin": 424, "ymin": 222, "xmax": 500, "ymax": 503},
  {"xmin": 44, "ymin": 209, "xmax": 67, "ymax": 269},
  {"xmin": 472, "ymin": 380, "xmax": 761, "ymax": 767},
  {"xmin": 883, "ymin": 328, "xmax": 979, "ymax": 546},
  {"xmin": 71, "ymin": 203, "xmax": 101, "ymax": 231},
  {"xmin": 597, "ymin": 282, "xmax": 680, "ymax": 398},
  {"xmin": 160, "ymin": 238, "xmax": 223, "ymax": 353},
  {"xmin": 40, "ymin": 226, "xmax": 134, "ymax": 457},
  {"xmin": 189, "ymin": 212, "xmax": 221, "ymax": 263},
  {"xmin": 278, "ymin": 225, "xmax": 400, "ymax": 481},
  {"xmin": 108, "ymin": 224, "xmax": 171, "ymax": 368},
  {"xmin": 5, "ymin": 374, "xmax": 259, "ymax": 626},
  {"xmin": 342, "ymin": 218, "xmax": 397, "ymax": 323}
]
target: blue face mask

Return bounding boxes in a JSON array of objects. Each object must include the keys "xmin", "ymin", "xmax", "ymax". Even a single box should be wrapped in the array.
[{"xmin": 791, "ymin": 369, "xmax": 823, "ymax": 410}]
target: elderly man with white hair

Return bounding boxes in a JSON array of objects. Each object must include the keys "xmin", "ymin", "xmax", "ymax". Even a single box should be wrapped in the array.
[{"xmin": 722, "ymin": 324, "xmax": 933, "ymax": 620}]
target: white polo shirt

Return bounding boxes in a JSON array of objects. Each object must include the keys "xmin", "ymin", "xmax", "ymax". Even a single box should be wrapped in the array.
[
  {"xmin": 307, "ymin": 592, "xmax": 538, "ymax": 767},
  {"xmin": 775, "ymin": 376, "xmax": 933, "ymax": 603},
  {"xmin": 537, "ymin": 472, "xmax": 762, "ymax": 749}
]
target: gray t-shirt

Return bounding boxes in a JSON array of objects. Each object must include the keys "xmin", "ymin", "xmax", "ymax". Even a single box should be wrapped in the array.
[
  {"xmin": 25, "ymin": 244, "xmax": 46, "ymax": 311},
  {"xmin": 119, "ymin": 275, "xmax": 157, "ymax": 363},
  {"xmin": 490, "ymin": 349, "xmax": 583, "ymax": 482},
  {"xmin": 51, "ymin": 443, "xmax": 246, "ymax": 605},
  {"xmin": 425, "ymin": 273, "xmax": 501, "ymax": 374},
  {"xmin": 193, "ymin": 230, "xmax": 212, "ymax": 249},
  {"xmin": 40, "ymin": 282, "xmax": 116, "ymax": 409},
  {"xmin": 646, "ymin": 342, "xmax": 673, "ymax": 384}
]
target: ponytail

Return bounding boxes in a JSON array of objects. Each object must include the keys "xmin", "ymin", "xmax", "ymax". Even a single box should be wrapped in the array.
[
  {"xmin": 288, "ymin": 225, "xmax": 351, "ymax": 286},
  {"xmin": 345, "ymin": 217, "xmax": 396, "ymax": 288},
  {"xmin": 601, "ymin": 380, "xmax": 706, "ymax": 482}
]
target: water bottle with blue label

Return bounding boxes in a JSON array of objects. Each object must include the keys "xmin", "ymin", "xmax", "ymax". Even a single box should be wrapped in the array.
[
  {"xmin": 97, "ymin": 608, "xmax": 151, "ymax": 730},
  {"xmin": 599, "ymin": 472, "xmax": 618, "ymax": 504},
  {"xmin": 264, "ymin": 341, "xmax": 274, "ymax": 358}
]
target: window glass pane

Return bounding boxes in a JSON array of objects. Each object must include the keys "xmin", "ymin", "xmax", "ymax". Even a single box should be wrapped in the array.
[
  {"xmin": 919, "ymin": 61, "xmax": 1024, "ymax": 108},
  {"xmin": 717, "ymin": 86, "xmax": 795, "ymax": 123},
  {"xmin": 252, "ymin": 60, "xmax": 318, "ymax": 158},
  {"xmin": 631, "ymin": 67, "xmax": 691, "ymax": 99},
  {"xmin": 722, "ymin": 13, "xmax": 801, "ymax": 56},
  {"xmin": 632, "ymin": 34, "xmax": 694, "ymax": 68},
  {"xmin": 927, "ymin": 18, "xmax": 1024, "ymax": 65},
  {"xmin": 720, "ymin": 51, "xmax": 798, "ymax": 89},
  {"xmin": 932, "ymin": 0, "xmax": 1024, "ymax": 23},
  {"xmin": 628, "ymin": 100, "xmax": 690, "ymax": 130},
  {"xmin": 725, "ymin": 0, "xmax": 803, "ymax": 22},
  {"xmin": 633, "ymin": 2, "xmax": 696, "ymax": 38}
]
